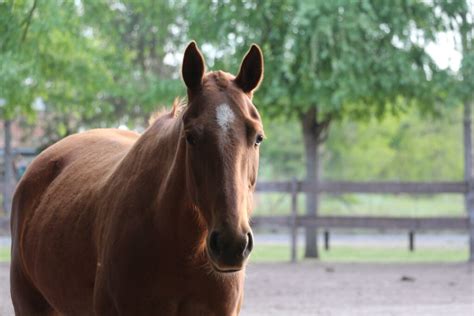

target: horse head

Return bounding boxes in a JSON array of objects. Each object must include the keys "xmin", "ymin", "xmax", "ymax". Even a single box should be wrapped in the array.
[{"xmin": 181, "ymin": 42, "xmax": 264, "ymax": 273}]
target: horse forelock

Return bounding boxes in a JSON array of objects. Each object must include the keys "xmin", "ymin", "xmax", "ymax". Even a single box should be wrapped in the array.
[{"xmin": 208, "ymin": 71, "xmax": 232, "ymax": 89}]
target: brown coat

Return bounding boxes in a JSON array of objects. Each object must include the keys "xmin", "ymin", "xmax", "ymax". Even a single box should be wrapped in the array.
[{"xmin": 10, "ymin": 42, "xmax": 264, "ymax": 315}]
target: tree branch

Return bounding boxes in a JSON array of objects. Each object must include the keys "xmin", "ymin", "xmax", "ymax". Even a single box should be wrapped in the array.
[{"xmin": 20, "ymin": 0, "xmax": 38, "ymax": 44}]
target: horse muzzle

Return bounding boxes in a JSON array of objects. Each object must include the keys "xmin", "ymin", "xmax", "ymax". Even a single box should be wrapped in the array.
[{"xmin": 207, "ymin": 229, "xmax": 254, "ymax": 273}]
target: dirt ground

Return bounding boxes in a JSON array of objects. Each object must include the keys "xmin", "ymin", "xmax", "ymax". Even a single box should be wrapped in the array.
[
  {"xmin": 1, "ymin": 262, "xmax": 472, "ymax": 316},
  {"xmin": 241, "ymin": 262, "xmax": 474, "ymax": 316}
]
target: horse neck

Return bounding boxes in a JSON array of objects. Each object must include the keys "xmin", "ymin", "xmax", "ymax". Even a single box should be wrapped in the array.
[{"xmin": 109, "ymin": 113, "xmax": 207, "ymax": 259}]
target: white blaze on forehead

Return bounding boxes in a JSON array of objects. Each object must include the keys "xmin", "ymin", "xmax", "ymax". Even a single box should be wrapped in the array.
[{"xmin": 216, "ymin": 103, "xmax": 235, "ymax": 133}]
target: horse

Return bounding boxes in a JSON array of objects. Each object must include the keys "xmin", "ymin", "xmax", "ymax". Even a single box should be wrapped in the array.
[{"xmin": 10, "ymin": 41, "xmax": 264, "ymax": 315}]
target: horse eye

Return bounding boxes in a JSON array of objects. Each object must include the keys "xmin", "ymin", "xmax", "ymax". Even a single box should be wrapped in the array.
[
  {"xmin": 255, "ymin": 134, "xmax": 264, "ymax": 146},
  {"xmin": 186, "ymin": 133, "xmax": 196, "ymax": 146}
]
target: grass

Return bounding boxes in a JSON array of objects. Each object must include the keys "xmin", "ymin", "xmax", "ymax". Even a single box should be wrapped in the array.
[
  {"xmin": 250, "ymin": 244, "xmax": 468, "ymax": 263},
  {"xmin": 0, "ymin": 247, "xmax": 10, "ymax": 262},
  {"xmin": 0, "ymin": 244, "xmax": 467, "ymax": 263}
]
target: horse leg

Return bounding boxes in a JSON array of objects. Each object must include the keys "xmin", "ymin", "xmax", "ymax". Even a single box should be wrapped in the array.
[{"xmin": 10, "ymin": 259, "xmax": 55, "ymax": 316}]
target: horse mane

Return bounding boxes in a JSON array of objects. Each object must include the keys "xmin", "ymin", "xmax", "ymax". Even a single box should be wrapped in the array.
[{"xmin": 148, "ymin": 97, "xmax": 187, "ymax": 126}]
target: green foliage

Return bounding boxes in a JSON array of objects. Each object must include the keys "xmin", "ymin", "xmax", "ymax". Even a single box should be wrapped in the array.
[
  {"xmin": 187, "ymin": 0, "xmax": 465, "ymax": 121},
  {"xmin": 259, "ymin": 118, "xmax": 306, "ymax": 179},
  {"xmin": 0, "ymin": 0, "xmax": 116, "ymax": 123},
  {"xmin": 80, "ymin": 0, "xmax": 186, "ymax": 114},
  {"xmin": 1, "ymin": 0, "xmax": 472, "ymax": 174},
  {"xmin": 2, "ymin": 1, "xmax": 471, "ymax": 125},
  {"xmin": 324, "ymin": 107, "xmax": 463, "ymax": 181},
  {"xmin": 0, "ymin": 0, "xmax": 38, "ymax": 119},
  {"xmin": 259, "ymin": 106, "xmax": 463, "ymax": 181},
  {"xmin": 1, "ymin": 0, "xmax": 187, "ymax": 134},
  {"xmin": 435, "ymin": 0, "xmax": 473, "ymax": 103},
  {"xmin": 293, "ymin": 1, "xmax": 456, "ymax": 119}
]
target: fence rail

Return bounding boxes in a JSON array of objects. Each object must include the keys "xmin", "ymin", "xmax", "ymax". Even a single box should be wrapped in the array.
[
  {"xmin": 256, "ymin": 180, "xmax": 467, "ymax": 194},
  {"xmin": 251, "ymin": 215, "xmax": 469, "ymax": 230},
  {"xmin": 253, "ymin": 179, "xmax": 473, "ymax": 262}
]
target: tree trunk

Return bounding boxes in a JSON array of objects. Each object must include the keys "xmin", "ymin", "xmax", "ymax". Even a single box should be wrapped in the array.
[
  {"xmin": 3, "ymin": 119, "xmax": 14, "ymax": 216},
  {"xmin": 301, "ymin": 107, "xmax": 321, "ymax": 258}
]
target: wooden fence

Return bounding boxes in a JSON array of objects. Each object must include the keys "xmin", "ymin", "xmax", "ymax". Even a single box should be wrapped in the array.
[
  {"xmin": 252, "ymin": 179, "xmax": 472, "ymax": 262},
  {"xmin": 1, "ymin": 176, "xmax": 473, "ymax": 261}
]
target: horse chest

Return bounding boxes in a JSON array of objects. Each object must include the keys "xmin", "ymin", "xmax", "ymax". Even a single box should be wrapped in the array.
[
  {"xmin": 151, "ymin": 296, "xmax": 238, "ymax": 316},
  {"xmin": 96, "ymin": 257, "xmax": 243, "ymax": 315},
  {"xmin": 145, "ymin": 269, "xmax": 243, "ymax": 315}
]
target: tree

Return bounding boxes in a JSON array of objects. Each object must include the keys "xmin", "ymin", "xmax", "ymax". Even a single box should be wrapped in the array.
[
  {"xmin": 1, "ymin": 1, "xmax": 468, "ymax": 259},
  {"xmin": 0, "ymin": 0, "xmax": 192, "ymax": 212},
  {"xmin": 1, "ymin": 0, "xmax": 40, "ymax": 214},
  {"xmin": 0, "ymin": 0, "xmax": 117, "ymax": 212},
  {"xmin": 265, "ymin": 1, "xmax": 462, "ymax": 258},
  {"xmin": 79, "ymin": 0, "xmax": 187, "ymax": 125}
]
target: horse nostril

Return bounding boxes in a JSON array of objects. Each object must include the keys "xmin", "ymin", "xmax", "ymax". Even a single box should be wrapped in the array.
[
  {"xmin": 243, "ymin": 232, "xmax": 254, "ymax": 258},
  {"xmin": 247, "ymin": 232, "xmax": 254, "ymax": 252},
  {"xmin": 209, "ymin": 231, "xmax": 221, "ymax": 257}
]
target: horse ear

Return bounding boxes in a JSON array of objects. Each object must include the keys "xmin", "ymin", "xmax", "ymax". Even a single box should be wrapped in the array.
[
  {"xmin": 182, "ymin": 41, "xmax": 205, "ymax": 91},
  {"xmin": 235, "ymin": 44, "xmax": 264, "ymax": 94}
]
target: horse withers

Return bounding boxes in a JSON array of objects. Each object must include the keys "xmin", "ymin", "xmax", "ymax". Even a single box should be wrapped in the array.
[{"xmin": 10, "ymin": 42, "xmax": 264, "ymax": 315}]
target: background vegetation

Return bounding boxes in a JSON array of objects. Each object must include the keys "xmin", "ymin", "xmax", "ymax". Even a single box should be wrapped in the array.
[{"xmin": 1, "ymin": 0, "xmax": 473, "ymax": 260}]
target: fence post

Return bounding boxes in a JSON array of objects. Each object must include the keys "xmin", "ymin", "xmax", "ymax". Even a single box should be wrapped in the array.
[
  {"xmin": 324, "ymin": 230, "xmax": 330, "ymax": 251},
  {"xmin": 466, "ymin": 186, "xmax": 474, "ymax": 262},
  {"xmin": 467, "ymin": 178, "xmax": 474, "ymax": 262},
  {"xmin": 408, "ymin": 231, "xmax": 415, "ymax": 252},
  {"xmin": 290, "ymin": 177, "xmax": 298, "ymax": 263},
  {"xmin": 463, "ymin": 101, "xmax": 474, "ymax": 262}
]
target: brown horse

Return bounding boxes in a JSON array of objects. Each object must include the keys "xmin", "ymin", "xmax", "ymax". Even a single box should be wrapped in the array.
[{"xmin": 10, "ymin": 42, "xmax": 264, "ymax": 315}]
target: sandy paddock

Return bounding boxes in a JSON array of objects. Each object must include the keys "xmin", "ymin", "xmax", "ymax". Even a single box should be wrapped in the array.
[
  {"xmin": 241, "ymin": 262, "xmax": 473, "ymax": 316},
  {"xmin": 1, "ymin": 262, "xmax": 472, "ymax": 315}
]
